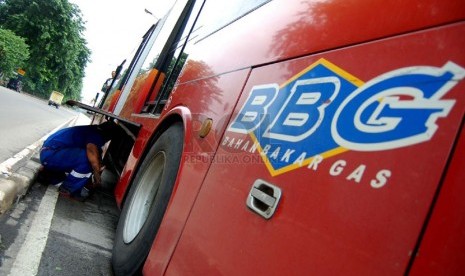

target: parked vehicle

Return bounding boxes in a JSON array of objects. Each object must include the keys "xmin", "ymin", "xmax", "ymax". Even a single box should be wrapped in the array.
[
  {"xmin": 6, "ymin": 77, "xmax": 22, "ymax": 92},
  {"xmin": 48, "ymin": 91, "xmax": 64, "ymax": 108},
  {"xmin": 71, "ymin": 0, "xmax": 465, "ymax": 275}
]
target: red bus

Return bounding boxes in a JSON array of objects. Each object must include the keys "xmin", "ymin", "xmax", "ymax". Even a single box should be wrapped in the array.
[{"xmin": 72, "ymin": 0, "xmax": 465, "ymax": 274}]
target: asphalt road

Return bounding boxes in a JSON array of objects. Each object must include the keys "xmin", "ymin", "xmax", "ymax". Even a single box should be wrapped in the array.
[
  {"xmin": 0, "ymin": 86, "xmax": 119, "ymax": 275},
  {"xmin": 0, "ymin": 173, "xmax": 119, "ymax": 276},
  {"xmin": 0, "ymin": 87, "xmax": 77, "ymax": 163}
]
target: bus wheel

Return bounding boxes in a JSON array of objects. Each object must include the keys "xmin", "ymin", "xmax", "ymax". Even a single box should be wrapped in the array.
[{"xmin": 112, "ymin": 122, "xmax": 184, "ymax": 275}]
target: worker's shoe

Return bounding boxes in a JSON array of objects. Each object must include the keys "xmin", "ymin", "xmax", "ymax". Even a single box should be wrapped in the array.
[
  {"xmin": 58, "ymin": 186, "xmax": 90, "ymax": 202},
  {"xmin": 37, "ymin": 167, "xmax": 66, "ymax": 185}
]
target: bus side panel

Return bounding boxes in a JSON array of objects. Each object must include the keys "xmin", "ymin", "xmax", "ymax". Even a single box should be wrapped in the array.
[
  {"xmin": 409, "ymin": 121, "xmax": 465, "ymax": 275},
  {"xmin": 113, "ymin": 69, "xmax": 251, "ymax": 275},
  {"xmin": 164, "ymin": 23, "xmax": 465, "ymax": 275},
  {"xmin": 186, "ymin": 0, "xmax": 465, "ymax": 78}
]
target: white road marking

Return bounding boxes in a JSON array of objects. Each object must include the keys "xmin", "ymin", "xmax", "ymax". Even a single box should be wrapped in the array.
[
  {"xmin": 0, "ymin": 113, "xmax": 90, "ymax": 176},
  {"xmin": 8, "ymin": 186, "xmax": 59, "ymax": 276},
  {"xmin": 0, "ymin": 118, "xmax": 73, "ymax": 176}
]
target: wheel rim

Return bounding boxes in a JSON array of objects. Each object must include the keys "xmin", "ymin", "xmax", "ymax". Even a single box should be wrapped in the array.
[{"xmin": 123, "ymin": 152, "xmax": 166, "ymax": 244}]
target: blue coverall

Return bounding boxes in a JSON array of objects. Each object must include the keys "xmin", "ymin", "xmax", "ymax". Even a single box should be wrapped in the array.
[{"xmin": 40, "ymin": 125, "xmax": 106, "ymax": 195}]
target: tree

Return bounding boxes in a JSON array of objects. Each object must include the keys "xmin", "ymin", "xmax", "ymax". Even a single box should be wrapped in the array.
[
  {"xmin": 0, "ymin": 0, "xmax": 90, "ymax": 100},
  {"xmin": 0, "ymin": 28, "xmax": 29, "ymax": 79}
]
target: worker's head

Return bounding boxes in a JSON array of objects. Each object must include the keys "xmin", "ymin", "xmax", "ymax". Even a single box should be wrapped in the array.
[{"xmin": 97, "ymin": 120, "xmax": 120, "ymax": 141}]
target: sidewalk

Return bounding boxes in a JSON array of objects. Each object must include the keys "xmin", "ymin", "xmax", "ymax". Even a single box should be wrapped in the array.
[{"xmin": 0, "ymin": 113, "xmax": 91, "ymax": 215}]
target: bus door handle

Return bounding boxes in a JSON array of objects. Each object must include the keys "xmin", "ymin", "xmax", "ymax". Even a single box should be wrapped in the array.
[{"xmin": 246, "ymin": 179, "xmax": 282, "ymax": 219}]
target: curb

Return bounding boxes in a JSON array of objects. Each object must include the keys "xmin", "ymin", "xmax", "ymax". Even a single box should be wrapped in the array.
[
  {"xmin": 0, "ymin": 158, "xmax": 42, "ymax": 214},
  {"xmin": 0, "ymin": 113, "xmax": 91, "ymax": 215}
]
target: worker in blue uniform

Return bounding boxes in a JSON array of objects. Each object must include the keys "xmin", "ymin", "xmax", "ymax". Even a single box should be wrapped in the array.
[{"xmin": 39, "ymin": 121, "xmax": 119, "ymax": 200}]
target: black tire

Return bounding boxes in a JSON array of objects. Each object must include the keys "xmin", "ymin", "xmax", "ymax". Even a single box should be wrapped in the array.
[{"xmin": 112, "ymin": 123, "xmax": 184, "ymax": 275}]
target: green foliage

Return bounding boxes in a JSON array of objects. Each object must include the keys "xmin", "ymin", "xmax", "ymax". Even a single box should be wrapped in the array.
[
  {"xmin": 0, "ymin": 0, "xmax": 90, "ymax": 100},
  {"xmin": 0, "ymin": 27, "xmax": 29, "ymax": 78}
]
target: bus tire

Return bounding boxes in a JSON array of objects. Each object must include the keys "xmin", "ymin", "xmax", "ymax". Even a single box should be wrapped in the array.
[{"xmin": 112, "ymin": 122, "xmax": 184, "ymax": 275}]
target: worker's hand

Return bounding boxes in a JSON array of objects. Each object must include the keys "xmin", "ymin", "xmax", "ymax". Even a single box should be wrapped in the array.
[
  {"xmin": 92, "ymin": 166, "xmax": 105, "ymax": 187},
  {"xmin": 87, "ymin": 143, "xmax": 105, "ymax": 188},
  {"xmin": 93, "ymin": 171, "xmax": 102, "ymax": 187}
]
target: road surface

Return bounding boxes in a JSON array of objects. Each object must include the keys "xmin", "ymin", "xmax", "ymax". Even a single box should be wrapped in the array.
[
  {"xmin": 0, "ymin": 87, "xmax": 119, "ymax": 274},
  {"xmin": 0, "ymin": 87, "xmax": 78, "ymax": 163},
  {"xmin": 0, "ymin": 173, "xmax": 119, "ymax": 276}
]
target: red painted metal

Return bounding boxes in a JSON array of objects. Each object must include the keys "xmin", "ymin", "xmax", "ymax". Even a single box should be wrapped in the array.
[
  {"xmin": 409, "ymin": 121, "xmax": 465, "ymax": 275},
  {"xmin": 184, "ymin": 0, "xmax": 465, "ymax": 78},
  {"xmin": 163, "ymin": 21, "xmax": 465, "ymax": 274}
]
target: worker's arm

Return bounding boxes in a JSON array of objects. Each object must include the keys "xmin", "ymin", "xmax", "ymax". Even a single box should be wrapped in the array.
[{"xmin": 86, "ymin": 143, "xmax": 103, "ymax": 186}]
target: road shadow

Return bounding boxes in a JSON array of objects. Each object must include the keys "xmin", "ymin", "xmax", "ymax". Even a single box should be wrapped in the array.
[{"xmin": 37, "ymin": 170, "xmax": 120, "ymax": 276}]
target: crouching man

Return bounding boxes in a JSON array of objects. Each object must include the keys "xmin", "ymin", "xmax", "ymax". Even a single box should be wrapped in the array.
[{"xmin": 39, "ymin": 120, "xmax": 119, "ymax": 201}]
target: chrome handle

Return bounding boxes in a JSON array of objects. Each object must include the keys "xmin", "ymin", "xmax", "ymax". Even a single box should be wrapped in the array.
[{"xmin": 246, "ymin": 179, "xmax": 282, "ymax": 219}]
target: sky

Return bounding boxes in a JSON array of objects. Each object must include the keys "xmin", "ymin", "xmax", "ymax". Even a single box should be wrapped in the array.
[{"xmin": 69, "ymin": 0, "xmax": 174, "ymax": 104}]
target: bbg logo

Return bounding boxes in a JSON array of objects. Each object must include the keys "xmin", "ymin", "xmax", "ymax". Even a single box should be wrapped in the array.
[{"xmin": 227, "ymin": 59, "xmax": 465, "ymax": 175}]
